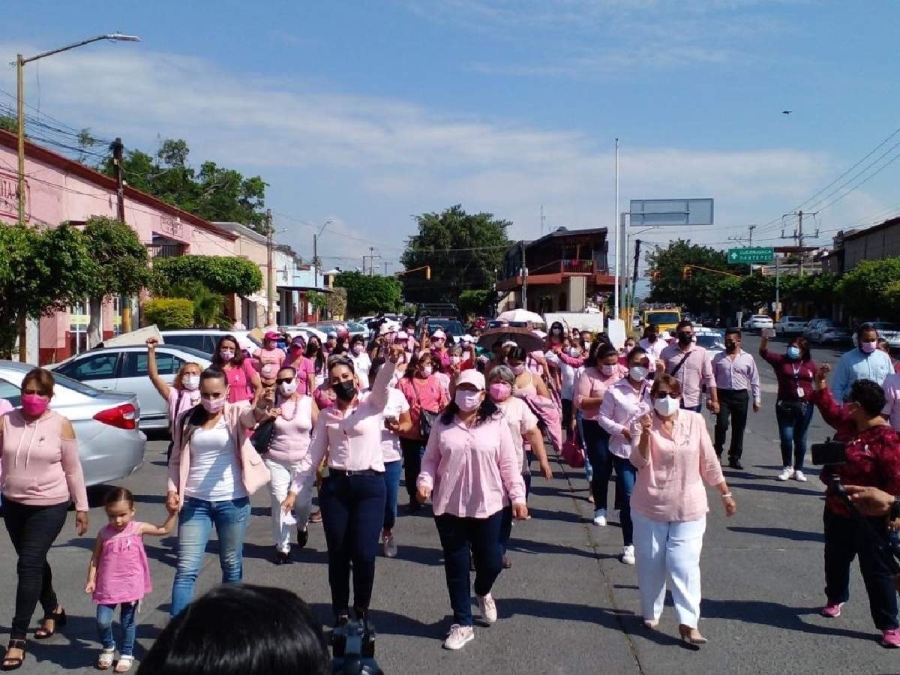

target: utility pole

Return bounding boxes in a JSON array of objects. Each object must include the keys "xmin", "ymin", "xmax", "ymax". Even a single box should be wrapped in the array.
[
  {"xmin": 521, "ymin": 242, "xmax": 528, "ymax": 310},
  {"xmin": 383, "ymin": 262, "xmax": 392, "ymax": 276},
  {"xmin": 630, "ymin": 239, "xmax": 642, "ymax": 323},
  {"xmin": 266, "ymin": 209, "xmax": 275, "ymax": 326},
  {"xmin": 111, "ymin": 137, "xmax": 132, "ymax": 332},
  {"xmin": 781, "ymin": 210, "xmax": 818, "ymax": 277},
  {"xmin": 313, "ymin": 234, "xmax": 319, "ymax": 288}
]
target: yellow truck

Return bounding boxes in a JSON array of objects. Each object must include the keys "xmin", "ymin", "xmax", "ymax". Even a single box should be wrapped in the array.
[{"xmin": 642, "ymin": 308, "xmax": 682, "ymax": 335}]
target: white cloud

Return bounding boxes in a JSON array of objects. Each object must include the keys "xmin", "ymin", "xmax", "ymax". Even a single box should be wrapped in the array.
[{"xmin": 0, "ymin": 40, "xmax": 887, "ymax": 267}]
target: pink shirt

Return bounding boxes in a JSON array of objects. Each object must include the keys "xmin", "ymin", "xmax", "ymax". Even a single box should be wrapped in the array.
[
  {"xmin": 0, "ymin": 410, "xmax": 88, "ymax": 511},
  {"xmin": 660, "ymin": 343, "xmax": 715, "ymax": 408},
  {"xmin": 397, "ymin": 375, "xmax": 446, "ymax": 440},
  {"xmin": 291, "ymin": 361, "xmax": 398, "ymax": 495},
  {"xmin": 882, "ymin": 373, "xmax": 900, "ymax": 432},
  {"xmin": 266, "ymin": 396, "xmax": 314, "ymax": 463},
  {"xmin": 417, "ymin": 414, "xmax": 526, "ymax": 518},
  {"xmin": 0, "ymin": 400, "xmax": 12, "ymax": 417},
  {"xmin": 92, "ymin": 521, "xmax": 153, "ymax": 605},
  {"xmin": 574, "ymin": 366, "xmax": 626, "ymax": 421},
  {"xmin": 599, "ymin": 377, "xmax": 652, "ymax": 458},
  {"xmin": 224, "ymin": 361, "xmax": 257, "ymax": 403},
  {"xmin": 256, "ymin": 348, "xmax": 286, "ymax": 370},
  {"xmin": 167, "ymin": 388, "xmax": 200, "ymax": 436},
  {"xmin": 629, "ymin": 410, "xmax": 724, "ymax": 522}
]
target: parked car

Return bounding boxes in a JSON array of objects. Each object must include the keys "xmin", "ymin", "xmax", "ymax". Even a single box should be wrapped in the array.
[
  {"xmin": 803, "ymin": 319, "xmax": 828, "ymax": 340},
  {"xmin": 345, "ymin": 321, "xmax": 369, "ymax": 339},
  {"xmin": 810, "ymin": 320, "xmax": 852, "ymax": 345},
  {"xmin": 417, "ymin": 317, "xmax": 466, "ymax": 344},
  {"xmin": 774, "ymin": 316, "xmax": 807, "ymax": 337},
  {"xmin": 0, "ymin": 361, "xmax": 145, "ymax": 486},
  {"xmin": 160, "ymin": 329, "xmax": 257, "ymax": 357},
  {"xmin": 742, "ymin": 315, "xmax": 774, "ymax": 332},
  {"xmin": 281, "ymin": 325, "xmax": 327, "ymax": 344},
  {"xmin": 50, "ymin": 345, "xmax": 211, "ymax": 431}
]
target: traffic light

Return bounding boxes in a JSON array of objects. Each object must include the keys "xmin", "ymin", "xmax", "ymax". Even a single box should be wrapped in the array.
[{"xmin": 682, "ymin": 266, "xmax": 692, "ymax": 281}]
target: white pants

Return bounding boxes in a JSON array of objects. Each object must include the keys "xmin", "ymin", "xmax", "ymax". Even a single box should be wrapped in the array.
[
  {"xmin": 266, "ymin": 457, "xmax": 312, "ymax": 553},
  {"xmin": 632, "ymin": 511, "xmax": 706, "ymax": 628}
]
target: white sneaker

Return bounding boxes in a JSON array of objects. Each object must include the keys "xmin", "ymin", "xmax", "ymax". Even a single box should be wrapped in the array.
[
  {"xmin": 622, "ymin": 545, "xmax": 635, "ymax": 565},
  {"xmin": 477, "ymin": 593, "xmax": 498, "ymax": 624},
  {"xmin": 382, "ymin": 534, "xmax": 397, "ymax": 558},
  {"xmin": 443, "ymin": 624, "xmax": 474, "ymax": 650},
  {"xmin": 776, "ymin": 467, "xmax": 792, "ymax": 482},
  {"xmin": 792, "ymin": 470, "xmax": 807, "ymax": 482},
  {"xmin": 592, "ymin": 509, "xmax": 607, "ymax": 526}
]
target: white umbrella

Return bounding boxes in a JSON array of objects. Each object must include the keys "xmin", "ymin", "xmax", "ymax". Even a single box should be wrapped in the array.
[{"xmin": 497, "ymin": 309, "xmax": 545, "ymax": 325}]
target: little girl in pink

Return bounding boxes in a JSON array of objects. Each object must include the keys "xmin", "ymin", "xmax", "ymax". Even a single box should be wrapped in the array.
[{"xmin": 85, "ymin": 488, "xmax": 177, "ymax": 672}]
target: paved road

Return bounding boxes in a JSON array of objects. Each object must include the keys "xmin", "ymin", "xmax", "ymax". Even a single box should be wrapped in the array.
[{"xmin": 2, "ymin": 334, "xmax": 899, "ymax": 674}]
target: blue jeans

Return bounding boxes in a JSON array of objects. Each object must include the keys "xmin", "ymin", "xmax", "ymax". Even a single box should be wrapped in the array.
[
  {"xmin": 435, "ymin": 511, "xmax": 504, "ymax": 626},
  {"xmin": 320, "ymin": 473, "xmax": 386, "ymax": 618},
  {"xmin": 681, "ymin": 402, "xmax": 703, "ymax": 413},
  {"xmin": 775, "ymin": 400, "xmax": 814, "ymax": 470},
  {"xmin": 613, "ymin": 456, "xmax": 637, "ymax": 547},
  {"xmin": 582, "ymin": 420, "xmax": 612, "ymax": 508},
  {"xmin": 383, "ymin": 460, "xmax": 402, "ymax": 531},
  {"xmin": 96, "ymin": 602, "xmax": 137, "ymax": 656},
  {"xmin": 171, "ymin": 496, "xmax": 251, "ymax": 617},
  {"xmin": 577, "ymin": 410, "xmax": 593, "ymax": 481}
]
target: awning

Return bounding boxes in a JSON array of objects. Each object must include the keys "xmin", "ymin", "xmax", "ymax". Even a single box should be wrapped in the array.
[
  {"xmin": 244, "ymin": 293, "xmax": 281, "ymax": 312},
  {"xmin": 276, "ymin": 285, "xmax": 333, "ymax": 293}
]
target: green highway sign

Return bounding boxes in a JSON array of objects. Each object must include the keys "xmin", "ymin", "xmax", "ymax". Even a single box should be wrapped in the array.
[{"xmin": 727, "ymin": 247, "xmax": 774, "ymax": 264}]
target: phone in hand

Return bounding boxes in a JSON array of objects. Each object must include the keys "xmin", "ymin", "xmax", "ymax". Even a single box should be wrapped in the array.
[{"xmin": 762, "ymin": 328, "xmax": 776, "ymax": 338}]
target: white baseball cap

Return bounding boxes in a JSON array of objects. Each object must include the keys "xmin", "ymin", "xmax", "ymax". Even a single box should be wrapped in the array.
[
  {"xmin": 457, "ymin": 369, "xmax": 485, "ymax": 391},
  {"xmin": 432, "ymin": 329, "xmax": 447, "ymax": 340}
]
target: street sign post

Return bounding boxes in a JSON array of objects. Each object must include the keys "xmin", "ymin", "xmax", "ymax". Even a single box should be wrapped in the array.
[{"xmin": 727, "ymin": 247, "xmax": 774, "ymax": 264}]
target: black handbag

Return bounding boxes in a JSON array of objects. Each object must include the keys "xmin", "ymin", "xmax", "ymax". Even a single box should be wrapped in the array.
[
  {"xmin": 251, "ymin": 419, "xmax": 277, "ymax": 456},
  {"xmin": 410, "ymin": 380, "xmax": 439, "ymax": 439}
]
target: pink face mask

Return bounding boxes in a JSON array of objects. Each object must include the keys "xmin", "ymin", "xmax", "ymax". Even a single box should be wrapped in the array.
[
  {"xmin": 490, "ymin": 382, "xmax": 512, "ymax": 402},
  {"xmin": 21, "ymin": 393, "xmax": 49, "ymax": 417},
  {"xmin": 201, "ymin": 397, "xmax": 226, "ymax": 414}
]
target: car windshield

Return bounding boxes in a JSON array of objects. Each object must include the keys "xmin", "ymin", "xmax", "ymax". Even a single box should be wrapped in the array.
[
  {"xmin": 645, "ymin": 312, "xmax": 680, "ymax": 325},
  {"xmin": 49, "ymin": 371, "xmax": 105, "ymax": 397},
  {"xmin": 696, "ymin": 335, "xmax": 724, "ymax": 350},
  {"xmin": 428, "ymin": 320, "xmax": 464, "ymax": 336},
  {"xmin": 870, "ymin": 322, "xmax": 900, "ymax": 331}
]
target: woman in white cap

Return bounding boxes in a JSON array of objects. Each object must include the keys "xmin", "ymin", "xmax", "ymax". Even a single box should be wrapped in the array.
[
  {"xmin": 431, "ymin": 329, "xmax": 451, "ymax": 370},
  {"xmin": 416, "ymin": 369, "xmax": 527, "ymax": 651}
]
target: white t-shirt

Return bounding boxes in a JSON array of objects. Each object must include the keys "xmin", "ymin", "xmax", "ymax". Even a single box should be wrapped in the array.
[
  {"xmin": 184, "ymin": 418, "xmax": 247, "ymax": 502},
  {"xmin": 352, "ymin": 352, "xmax": 372, "ymax": 391},
  {"xmin": 380, "ymin": 388, "xmax": 410, "ymax": 463},
  {"xmin": 497, "ymin": 397, "xmax": 539, "ymax": 474}
]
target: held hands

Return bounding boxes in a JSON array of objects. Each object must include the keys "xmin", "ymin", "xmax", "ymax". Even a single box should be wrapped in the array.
[
  {"xmin": 75, "ymin": 511, "xmax": 89, "ymax": 536},
  {"xmin": 707, "ymin": 399, "xmax": 720, "ymax": 414},
  {"xmin": 416, "ymin": 486, "xmax": 432, "ymax": 504},
  {"xmin": 622, "ymin": 429, "xmax": 632, "ymax": 442},
  {"xmin": 815, "ymin": 364, "xmax": 831, "ymax": 385},
  {"xmin": 166, "ymin": 491, "xmax": 181, "ymax": 513},
  {"xmin": 281, "ymin": 492, "xmax": 297, "ymax": 513},
  {"xmin": 512, "ymin": 502, "xmax": 529, "ymax": 520}
]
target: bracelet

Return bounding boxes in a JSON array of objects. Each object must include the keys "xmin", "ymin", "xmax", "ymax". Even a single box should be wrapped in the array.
[{"xmin": 721, "ymin": 492, "xmax": 733, "ymax": 499}]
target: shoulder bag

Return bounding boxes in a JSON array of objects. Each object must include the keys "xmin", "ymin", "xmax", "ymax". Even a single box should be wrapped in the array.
[{"xmin": 410, "ymin": 379, "xmax": 439, "ymax": 440}]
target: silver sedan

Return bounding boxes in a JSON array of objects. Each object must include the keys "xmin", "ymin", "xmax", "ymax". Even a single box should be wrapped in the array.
[{"xmin": 0, "ymin": 361, "xmax": 146, "ymax": 486}]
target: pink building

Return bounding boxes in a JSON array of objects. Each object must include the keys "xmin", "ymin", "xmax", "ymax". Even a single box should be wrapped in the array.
[{"xmin": 0, "ymin": 130, "xmax": 243, "ymax": 364}]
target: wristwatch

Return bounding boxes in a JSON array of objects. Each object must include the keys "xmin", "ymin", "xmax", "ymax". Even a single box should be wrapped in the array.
[{"xmin": 890, "ymin": 497, "xmax": 900, "ymax": 521}]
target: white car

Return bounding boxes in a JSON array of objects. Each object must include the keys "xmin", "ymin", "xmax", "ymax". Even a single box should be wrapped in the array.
[
  {"xmin": 281, "ymin": 325, "xmax": 328, "ymax": 344},
  {"xmin": 160, "ymin": 329, "xmax": 257, "ymax": 357},
  {"xmin": 774, "ymin": 316, "xmax": 807, "ymax": 337},
  {"xmin": 743, "ymin": 315, "xmax": 774, "ymax": 332},
  {"xmin": 694, "ymin": 328, "xmax": 726, "ymax": 358},
  {"xmin": 51, "ymin": 345, "xmax": 211, "ymax": 431},
  {"xmin": 0, "ymin": 361, "xmax": 146, "ymax": 485}
]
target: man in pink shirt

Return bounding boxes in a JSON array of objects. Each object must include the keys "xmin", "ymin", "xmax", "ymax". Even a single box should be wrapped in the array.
[{"xmin": 660, "ymin": 320, "xmax": 718, "ymax": 414}]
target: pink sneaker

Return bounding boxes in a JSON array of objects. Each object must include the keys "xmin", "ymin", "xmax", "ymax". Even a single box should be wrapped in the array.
[
  {"xmin": 883, "ymin": 628, "xmax": 900, "ymax": 648},
  {"xmin": 821, "ymin": 602, "xmax": 843, "ymax": 618}
]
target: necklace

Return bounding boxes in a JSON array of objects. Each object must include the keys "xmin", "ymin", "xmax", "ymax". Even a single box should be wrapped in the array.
[{"xmin": 280, "ymin": 397, "xmax": 298, "ymax": 421}]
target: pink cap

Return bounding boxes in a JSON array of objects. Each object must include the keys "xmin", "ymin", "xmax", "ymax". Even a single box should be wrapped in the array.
[{"xmin": 264, "ymin": 331, "xmax": 280, "ymax": 341}]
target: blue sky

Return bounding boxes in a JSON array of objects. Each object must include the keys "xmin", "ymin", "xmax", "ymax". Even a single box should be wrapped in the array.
[{"xmin": 2, "ymin": 0, "xmax": 899, "ymax": 279}]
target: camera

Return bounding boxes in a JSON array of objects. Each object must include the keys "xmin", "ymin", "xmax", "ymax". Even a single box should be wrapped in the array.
[
  {"xmin": 332, "ymin": 619, "xmax": 383, "ymax": 675},
  {"xmin": 811, "ymin": 437, "xmax": 847, "ymax": 466}
]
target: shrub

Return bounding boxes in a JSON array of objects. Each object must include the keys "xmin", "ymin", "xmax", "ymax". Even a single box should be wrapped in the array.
[{"xmin": 143, "ymin": 298, "xmax": 195, "ymax": 329}]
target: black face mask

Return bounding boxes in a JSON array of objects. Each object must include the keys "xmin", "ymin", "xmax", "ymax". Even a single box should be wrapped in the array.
[
  {"xmin": 725, "ymin": 342, "xmax": 737, "ymax": 352},
  {"xmin": 646, "ymin": 334, "xmax": 657, "ymax": 343},
  {"xmin": 678, "ymin": 331, "xmax": 693, "ymax": 346},
  {"xmin": 334, "ymin": 380, "xmax": 358, "ymax": 402}
]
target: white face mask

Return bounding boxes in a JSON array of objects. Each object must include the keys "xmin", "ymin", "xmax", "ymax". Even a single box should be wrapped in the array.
[
  {"xmin": 568, "ymin": 348, "xmax": 581, "ymax": 357},
  {"xmin": 630, "ymin": 366, "xmax": 649, "ymax": 382},
  {"xmin": 455, "ymin": 389, "xmax": 483, "ymax": 412},
  {"xmin": 601, "ymin": 364, "xmax": 617, "ymax": 377},
  {"xmin": 421, "ymin": 365, "xmax": 433, "ymax": 376},
  {"xmin": 451, "ymin": 356, "xmax": 461, "ymax": 365},
  {"xmin": 278, "ymin": 380, "xmax": 298, "ymax": 397},
  {"xmin": 352, "ymin": 345, "xmax": 364, "ymax": 355},
  {"xmin": 183, "ymin": 375, "xmax": 200, "ymax": 391},
  {"xmin": 654, "ymin": 395, "xmax": 680, "ymax": 417}
]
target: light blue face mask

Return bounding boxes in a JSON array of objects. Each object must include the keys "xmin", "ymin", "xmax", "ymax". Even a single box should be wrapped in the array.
[{"xmin": 787, "ymin": 346, "xmax": 801, "ymax": 360}]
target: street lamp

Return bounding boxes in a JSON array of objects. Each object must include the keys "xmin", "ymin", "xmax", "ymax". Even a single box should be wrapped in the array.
[
  {"xmin": 16, "ymin": 33, "xmax": 140, "ymax": 225},
  {"xmin": 313, "ymin": 219, "xmax": 334, "ymax": 290}
]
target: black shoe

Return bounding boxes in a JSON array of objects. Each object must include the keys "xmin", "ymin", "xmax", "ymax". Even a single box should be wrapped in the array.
[
  {"xmin": 297, "ymin": 527, "xmax": 309, "ymax": 549},
  {"xmin": 407, "ymin": 501, "xmax": 422, "ymax": 514},
  {"xmin": 729, "ymin": 459, "xmax": 743, "ymax": 470},
  {"xmin": 275, "ymin": 550, "xmax": 292, "ymax": 565}
]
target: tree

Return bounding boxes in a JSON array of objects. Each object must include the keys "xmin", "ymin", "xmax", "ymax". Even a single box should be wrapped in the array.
[
  {"xmin": 0, "ymin": 224, "xmax": 96, "ymax": 357},
  {"xmin": 837, "ymin": 259, "xmax": 900, "ymax": 321},
  {"xmin": 400, "ymin": 205, "xmax": 511, "ymax": 304},
  {"xmin": 645, "ymin": 240, "xmax": 744, "ymax": 315},
  {"xmin": 737, "ymin": 273, "xmax": 776, "ymax": 313},
  {"xmin": 81, "ymin": 217, "xmax": 151, "ymax": 347},
  {"xmin": 99, "ymin": 139, "xmax": 269, "ymax": 233},
  {"xmin": 333, "ymin": 271, "xmax": 402, "ymax": 316},
  {"xmin": 153, "ymin": 255, "xmax": 263, "ymax": 297},
  {"xmin": 0, "ymin": 116, "xmax": 16, "ymax": 134},
  {"xmin": 457, "ymin": 289, "xmax": 492, "ymax": 318},
  {"xmin": 160, "ymin": 280, "xmax": 226, "ymax": 328},
  {"xmin": 142, "ymin": 298, "xmax": 195, "ymax": 329}
]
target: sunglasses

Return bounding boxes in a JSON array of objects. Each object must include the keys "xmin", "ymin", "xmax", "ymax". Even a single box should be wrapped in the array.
[
  {"xmin": 276, "ymin": 378, "xmax": 295, "ymax": 385},
  {"xmin": 653, "ymin": 391, "xmax": 674, "ymax": 399}
]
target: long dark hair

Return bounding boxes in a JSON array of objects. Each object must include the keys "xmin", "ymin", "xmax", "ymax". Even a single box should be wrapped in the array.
[
  {"xmin": 790, "ymin": 336, "xmax": 812, "ymax": 362},
  {"xmin": 306, "ymin": 339, "xmax": 326, "ymax": 374},
  {"xmin": 404, "ymin": 352, "xmax": 432, "ymax": 379},
  {"xmin": 211, "ymin": 335, "xmax": 245, "ymax": 368},
  {"xmin": 439, "ymin": 395, "xmax": 499, "ymax": 427},
  {"xmin": 184, "ymin": 368, "xmax": 226, "ymax": 428},
  {"xmin": 136, "ymin": 584, "xmax": 329, "ymax": 675}
]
